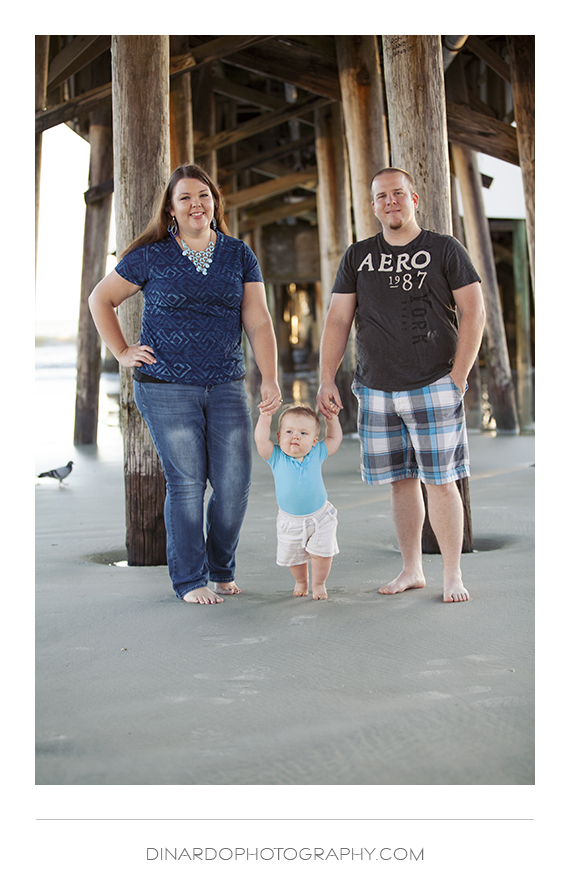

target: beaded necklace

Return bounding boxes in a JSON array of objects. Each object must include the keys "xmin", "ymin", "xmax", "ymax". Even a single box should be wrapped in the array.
[{"xmin": 179, "ymin": 235, "xmax": 215, "ymax": 275}]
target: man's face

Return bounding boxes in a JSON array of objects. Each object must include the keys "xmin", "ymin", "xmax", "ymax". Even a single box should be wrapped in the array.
[{"xmin": 371, "ymin": 172, "xmax": 419, "ymax": 233}]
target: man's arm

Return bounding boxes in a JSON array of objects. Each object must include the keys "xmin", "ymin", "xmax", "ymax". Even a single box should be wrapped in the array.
[
  {"xmin": 316, "ymin": 292, "xmax": 357, "ymax": 418},
  {"xmin": 450, "ymin": 281, "xmax": 486, "ymax": 393}
]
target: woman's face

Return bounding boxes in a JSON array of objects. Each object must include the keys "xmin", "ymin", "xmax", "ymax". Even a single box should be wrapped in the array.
[{"xmin": 169, "ymin": 178, "xmax": 215, "ymax": 235}]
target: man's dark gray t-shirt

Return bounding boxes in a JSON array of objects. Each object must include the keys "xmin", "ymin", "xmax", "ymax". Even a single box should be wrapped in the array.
[{"xmin": 332, "ymin": 229, "xmax": 481, "ymax": 391}]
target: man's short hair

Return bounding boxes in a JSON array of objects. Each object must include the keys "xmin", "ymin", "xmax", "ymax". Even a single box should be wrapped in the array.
[{"xmin": 370, "ymin": 167, "xmax": 416, "ymax": 197}]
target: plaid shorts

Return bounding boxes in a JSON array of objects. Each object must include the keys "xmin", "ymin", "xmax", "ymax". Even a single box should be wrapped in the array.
[
  {"xmin": 276, "ymin": 500, "xmax": 339, "ymax": 566},
  {"xmin": 352, "ymin": 374, "xmax": 470, "ymax": 485}
]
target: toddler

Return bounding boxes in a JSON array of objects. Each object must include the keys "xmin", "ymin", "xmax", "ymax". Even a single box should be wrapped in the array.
[{"xmin": 255, "ymin": 403, "xmax": 342, "ymax": 600}]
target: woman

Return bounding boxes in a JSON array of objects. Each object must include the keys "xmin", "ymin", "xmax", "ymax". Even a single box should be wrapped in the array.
[{"xmin": 89, "ymin": 164, "xmax": 282, "ymax": 604}]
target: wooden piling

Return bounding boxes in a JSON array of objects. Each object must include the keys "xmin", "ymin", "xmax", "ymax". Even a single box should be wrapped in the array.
[
  {"xmin": 314, "ymin": 102, "xmax": 357, "ymax": 432},
  {"xmin": 111, "ymin": 35, "xmax": 170, "ymax": 566},
  {"xmin": 381, "ymin": 35, "xmax": 474, "ymax": 551},
  {"xmin": 507, "ymin": 36, "xmax": 535, "ymax": 290},
  {"xmin": 335, "ymin": 36, "xmax": 389, "ymax": 241},
  {"xmin": 74, "ymin": 107, "xmax": 114, "ymax": 445}
]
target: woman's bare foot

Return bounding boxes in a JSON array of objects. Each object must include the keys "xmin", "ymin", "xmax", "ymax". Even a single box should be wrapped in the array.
[
  {"xmin": 214, "ymin": 582, "xmax": 242, "ymax": 595},
  {"xmin": 379, "ymin": 569, "xmax": 426, "ymax": 595},
  {"xmin": 312, "ymin": 583, "xmax": 328, "ymax": 600},
  {"xmin": 443, "ymin": 574, "xmax": 469, "ymax": 602},
  {"xmin": 182, "ymin": 586, "xmax": 223, "ymax": 604}
]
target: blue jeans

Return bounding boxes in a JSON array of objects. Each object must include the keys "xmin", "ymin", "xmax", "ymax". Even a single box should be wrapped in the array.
[{"xmin": 134, "ymin": 378, "xmax": 252, "ymax": 597}]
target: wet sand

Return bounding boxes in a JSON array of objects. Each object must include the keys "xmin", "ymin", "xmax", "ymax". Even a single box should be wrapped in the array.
[{"xmin": 35, "ymin": 351, "xmax": 534, "ymax": 785}]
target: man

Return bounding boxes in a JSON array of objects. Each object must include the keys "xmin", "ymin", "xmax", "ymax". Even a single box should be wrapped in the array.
[{"xmin": 317, "ymin": 168, "xmax": 486, "ymax": 603}]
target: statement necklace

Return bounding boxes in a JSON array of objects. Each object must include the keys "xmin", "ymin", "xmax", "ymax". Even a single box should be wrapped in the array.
[{"xmin": 179, "ymin": 235, "xmax": 215, "ymax": 275}]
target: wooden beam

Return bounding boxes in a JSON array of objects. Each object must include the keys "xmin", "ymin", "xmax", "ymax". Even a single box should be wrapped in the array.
[
  {"xmin": 194, "ymin": 96, "xmax": 332, "ymax": 156},
  {"xmin": 47, "ymin": 35, "xmax": 111, "ymax": 89},
  {"xmin": 211, "ymin": 75, "xmax": 283, "ymax": 111},
  {"xmin": 465, "ymin": 36, "xmax": 511, "ymax": 83},
  {"xmin": 447, "ymin": 101, "xmax": 519, "ymax": 166},
  {"xmin": 36, "ymin": 35, "xmax": 275, "ymax": 133},
  {"xmin": 218, "ymin": 134, "xmax": 314, "ymax": 179},
  {"xmin": 224, "ymin": 168, "xmax": 318, "ymax": 210},
  {"xmin": 84, "ymin": 178, "xmax": 114, "ymax": 204},
  {"xmin": 223, "ymin": 37, "xmax": 342, "ymax": 100},
  {"xmin": 170, "ymin": 35, "xmax": 275, "ymax": 78},
  {"xmin": 240, "ymin": 196, "xmax": 317, "ymax": 232},
  {"xmin": 36, "ymin": 81, "xmax": 112, "ymax": 133}
]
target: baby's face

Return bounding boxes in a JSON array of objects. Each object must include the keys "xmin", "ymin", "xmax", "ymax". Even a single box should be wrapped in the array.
[{"xmin": 277, "ymin": 416, "xmax": 319, "ymax": 460}]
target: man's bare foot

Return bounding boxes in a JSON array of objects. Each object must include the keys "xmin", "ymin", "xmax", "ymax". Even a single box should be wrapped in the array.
[
  {"xmin": 312, "ymin": 583, "xmax": 328, "ymax": 600},
  {"xmin": 214, "ymin": 582, "xmax": 242, "ymax": 595},
  {"xmin": 443, "ymin": 576, "xmax": 469, "ymax": 602},
  {"xmin": 183, "ymin": 586, "xmax": 223, "ymax": 604},
  {"xmin": 293, "ymin": 584, "xmax": 308, "ymax": 597},
  {"xmin": 379, "ymin": 569, "xmax": 426, "ymax": 595}
]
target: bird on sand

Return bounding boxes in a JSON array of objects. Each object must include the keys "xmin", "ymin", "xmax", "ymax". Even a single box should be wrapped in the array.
[{"xmin": 37, "ymin": 460, "xmax": 74, "ymax": 487}]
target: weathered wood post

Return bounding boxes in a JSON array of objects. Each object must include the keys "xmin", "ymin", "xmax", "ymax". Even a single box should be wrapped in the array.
[
  {"xmin": 451, "ymin": 170, "xmax": 483, "ymax": 429},
  {"xmin": 513, "ymin": 218, "xmax": 534, "ymax": 431},
  {"xmin": 447, "ymin": 57, "xmax": 519, "ymax": 434},
  {"xmin": 111, "ymin": 35, "xmax": 170, "ymax": 566},
  {"xmin": 35, "ymin": 36, "xmax": 50, "ymax": 282},
  {"xmin": 381, "ymin": 35, "xmax": 452, "ymax": 232},
  {"xmin": 74, "ymin": 108, "xmax": 114, "ymax": 445},
  {"xmin": 507, "ymin": 36, "xmax": 534, "ymax": 291},
  {"xmin": 192, "ymin": 63, "xmax": 217, "ymax": 181},
  {"xmin": 314, "ymin": 102, "xmax": 357, "ymax": 432},
  {"xmin": 170, "ymin": 36, "xmax": 194, "ymax": 169},
  {"xmin": 381, "ymin": 34, "xmax": 473, "ymax": 552},
  {"xmin": 451, "ymin": 144, "xmax": 519, "ymax": 434},
  {"xmin": 335, "ymin": 36, "xmax": 390, "ymax": 241}
]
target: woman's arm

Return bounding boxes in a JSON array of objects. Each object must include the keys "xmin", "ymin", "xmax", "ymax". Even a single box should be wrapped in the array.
[
  {"xmin": 241, "ymin": 281, "xmax": 282, "ymax": 413},
  {"xmin": 88, "ymin": 270, "xmax": 156, "ymax": 368}
]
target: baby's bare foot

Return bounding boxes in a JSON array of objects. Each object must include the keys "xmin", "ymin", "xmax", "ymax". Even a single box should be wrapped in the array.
[
  {"xmin": 312, "ymin": 584, "xmax": 328, "ymax": 600},
  {"xmin": 293, "ymin": 583, "xmax": 308, "ymax": 597},
  {"xmin": 214, "ymin": 582, "xmax": 242, "ymax": 595},
  {"xmin": 183, "ymin": 587, "xmax": 223, "ymax": 604},
  {"xmin": 379, "ymin": 569, "xmax": 426, "ymax": 595}
]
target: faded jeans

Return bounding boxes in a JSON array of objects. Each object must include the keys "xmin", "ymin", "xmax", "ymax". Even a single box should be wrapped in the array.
[{"xmin": 134, "ymin": 378, "xmax": 252, "ymax": 597}]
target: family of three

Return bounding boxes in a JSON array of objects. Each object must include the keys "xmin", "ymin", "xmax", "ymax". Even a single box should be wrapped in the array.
[{"xmin": 89, "ymin": 164, "xmax": 485, "ymax": 606}]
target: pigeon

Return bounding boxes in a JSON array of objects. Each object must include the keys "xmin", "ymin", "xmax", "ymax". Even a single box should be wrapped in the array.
[{"xmin": 37, "ymin": 460, "xmax": 74, "ymax": 487}]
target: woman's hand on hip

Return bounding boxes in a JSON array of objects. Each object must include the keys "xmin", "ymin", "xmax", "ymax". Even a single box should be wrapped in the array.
[{"xmin": 117, "ymin": 342, "xmax": 156, "ymax": 368}]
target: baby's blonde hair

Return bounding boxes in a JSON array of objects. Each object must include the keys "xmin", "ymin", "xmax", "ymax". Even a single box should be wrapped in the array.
[{"xmin": 278, "ymin": 404, "xmax": 321, "ymax": 435}]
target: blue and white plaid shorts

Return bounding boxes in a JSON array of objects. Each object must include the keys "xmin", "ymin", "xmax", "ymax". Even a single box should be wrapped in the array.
[{"xmin": 352, "ymin": 374, "xmax": 470, "ymax": 485}]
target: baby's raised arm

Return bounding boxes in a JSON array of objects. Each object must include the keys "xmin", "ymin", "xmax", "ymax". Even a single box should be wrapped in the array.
[
  {"xmin": 322, "ymin": 412, "xmax": 343, "ymax": 456},
  {"xmin": 254, "ymin": 412, "xmax": 274, "ymax": 460}
]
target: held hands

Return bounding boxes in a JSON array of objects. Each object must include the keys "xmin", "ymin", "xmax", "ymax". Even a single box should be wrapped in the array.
[
  {"xmin": 257, "ymin": 381, "xmax": 282, "ymax": 416},
  {"xmin": 316, "ymin": 382, "xmax": 343, "ymax": 419},
  {"xmin": 117, "ymin": 342, "xmax": 156, "ymax": 368}
]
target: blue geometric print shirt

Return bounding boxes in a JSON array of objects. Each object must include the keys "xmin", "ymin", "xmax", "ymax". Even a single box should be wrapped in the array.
[{"xmin": 115, "ymin": 232, "xmax": 263, "ymax": 385}]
